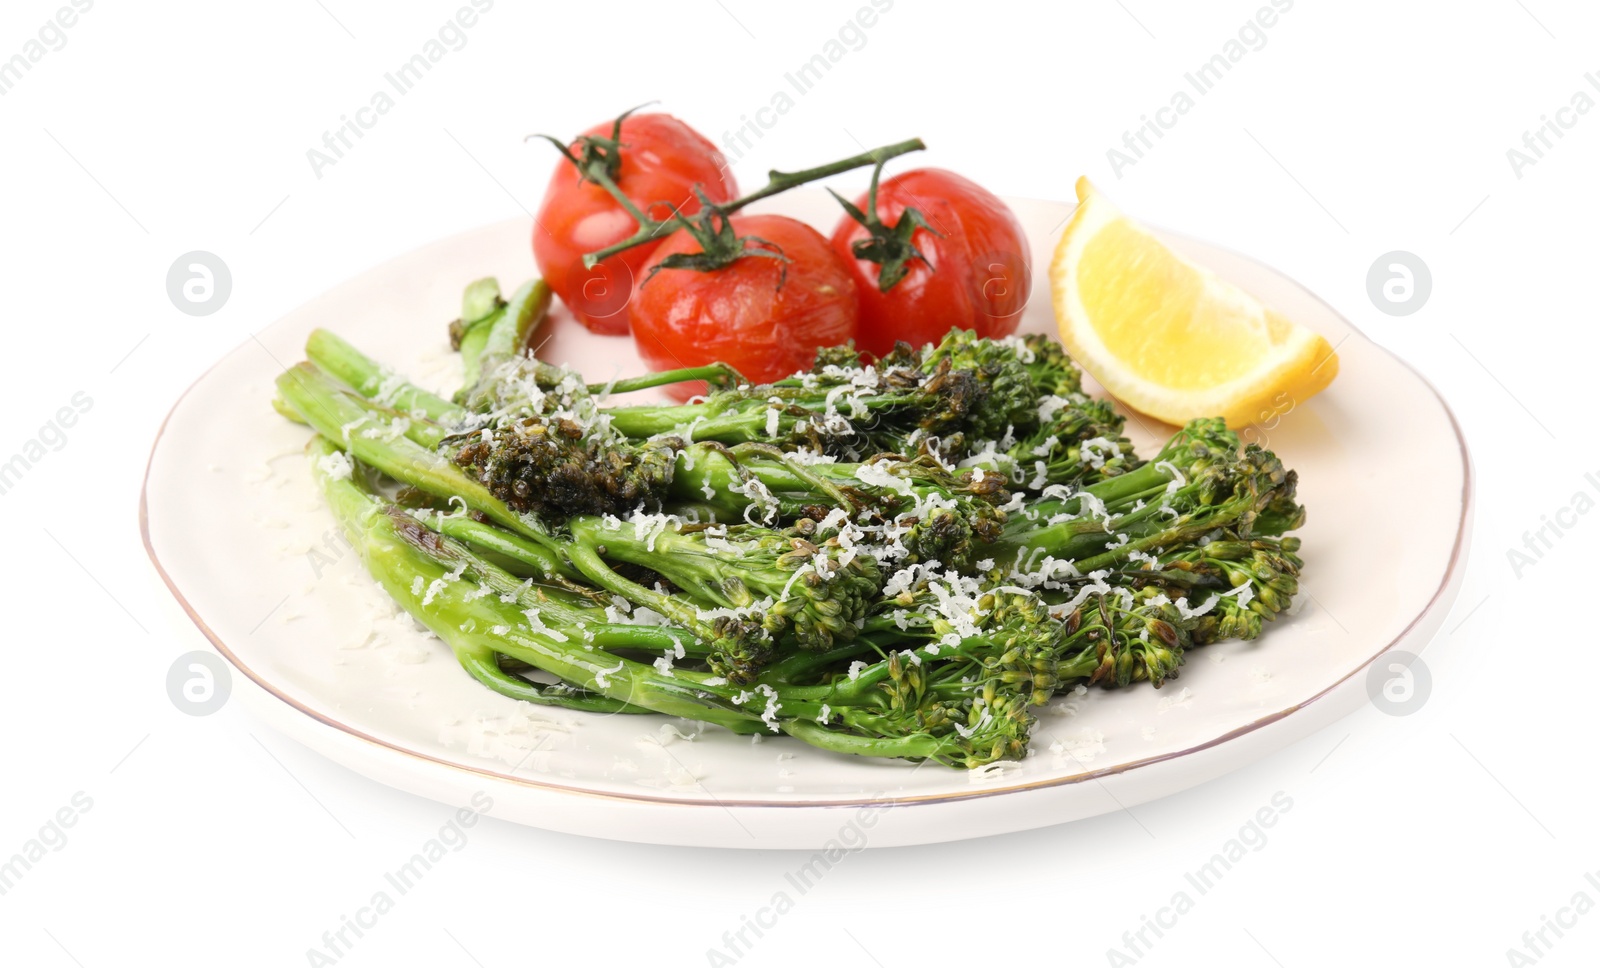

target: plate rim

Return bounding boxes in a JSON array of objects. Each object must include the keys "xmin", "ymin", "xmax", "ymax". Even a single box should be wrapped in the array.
[{"xmin": 138, "ymin": 215, "xmax": 1475, "ymax": 812}]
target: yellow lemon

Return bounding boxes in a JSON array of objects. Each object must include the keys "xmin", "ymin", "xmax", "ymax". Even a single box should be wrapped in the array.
[{"xmin": 1050, "ymin": 177, "xmax": 1338, "ymax": 428}]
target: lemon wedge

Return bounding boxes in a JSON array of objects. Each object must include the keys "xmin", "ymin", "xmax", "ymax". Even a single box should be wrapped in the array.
[{"xmin": 1050, "ymin": 177, "xmax": 1338, "ymax": 428}]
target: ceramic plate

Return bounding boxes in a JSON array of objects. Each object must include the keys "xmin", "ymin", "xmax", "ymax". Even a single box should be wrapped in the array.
[{"xmin": 141, "ymin": 191, "xmax": 1471, "ymax": 848}]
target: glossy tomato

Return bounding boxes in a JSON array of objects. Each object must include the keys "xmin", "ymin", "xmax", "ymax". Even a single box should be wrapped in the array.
[
  {"xmin": 630, "ymin": 214, "xmax": 859, "ymax": 399},
  {"xmin": 829, "ymin": 168, "xmax": 1031, "ymax": 357},
  {"xmin": 533, "ymin": 113, "xmax": 737, "ymax": 336}
]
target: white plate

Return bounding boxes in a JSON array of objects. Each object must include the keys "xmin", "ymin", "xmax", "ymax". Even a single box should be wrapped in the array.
[{"xmin": 141, "ymin": 191, "xmax": 1471, "ymax": 849}]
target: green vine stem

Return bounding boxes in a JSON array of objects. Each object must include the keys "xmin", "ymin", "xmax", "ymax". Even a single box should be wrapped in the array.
[
  {"xmin": 530, "ymin": 112, "xmax": 926, "ymax": 275},
  {"xmin": 828, "ymin": 157, "xmax": 941, "ymax": 292}
]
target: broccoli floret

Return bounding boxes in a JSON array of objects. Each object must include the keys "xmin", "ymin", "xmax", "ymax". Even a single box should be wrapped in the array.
[
  {"xmin": 994, "ymin": 417, "xmax": 1305, "ymax": 575},
  {"xmin": 1019, "ymin": 333, "xmax": 1084, "ymax": 399},
  {"xmin": 1123, "ymin": 535, "xmax": 1304, "ymax": 645},
  {"xmin": 811, "ymin": 342, "xmax": 864, "ymax": 371},
  {"xmin": 998, "ymin": 395, "xmax": 1139, "ymax": 490},
  {"xmin": 450, "ymin": 417, "xmax": 680, "ymax": 518},
  {"xmin": 913, "ymin": 328, "xmax": 1040, "ymax": 440}
]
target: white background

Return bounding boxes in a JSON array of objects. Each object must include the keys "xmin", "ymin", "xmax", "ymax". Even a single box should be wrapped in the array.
[{"xmin": 0, "ymin": 1, "xmax": 1592, "ymax": 965}]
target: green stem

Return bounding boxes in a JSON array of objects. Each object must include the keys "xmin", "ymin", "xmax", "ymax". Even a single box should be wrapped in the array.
[
  {"xmin": 578, "ymin": 138, "xmax": 927, "ymax": 268},
  {"xmin": 562, "ymin": 541, "xmax": 712, "ymax": 634},
  {"xmin": 591, "ymin": 362, "xmax": 749, "ymax": 397},
  {"xmin": 478, "ymin": 280, "xmax": 552, "ymax": 366},
  {"xmin": 409, "ymin": 507, "xmax": 572, "ymax": 581},
  {"xmin": 452, "ymin": 276, "xmax": 507, "ymax": 393},
  {"xmin": 727, "ymin": 443, "xmax": 859, "ymax": 511},
  {"xmin": 457, "ymin": 650, "xmax": 644, "ymax": 715},
  {"xmin": 760, "ymin": 639, "xmax": 882, "ymax": 685},
  {"xmin": 458, "ymin": 280, "xmax": 553, "ymax": 407},
  {"xmin": 306, "ymin": 328, "xmax": 462, "ymax": 424},
  {"xmin": 603, "ymin": 404, "xmax": 755, "ymax": 440},
  {"xmin": 403, "ymin": 509, "xmax": 703, "ymax": 659},
  {"xmin": 276, "ymin": 363, "xmax": 552, "ymax": 548},
  {"xmin": 779, "ymin": 719, "xmax": 948, "ymax": 761}
]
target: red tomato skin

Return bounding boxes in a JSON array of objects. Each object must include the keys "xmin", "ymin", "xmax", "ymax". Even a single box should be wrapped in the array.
[
  {"xmin": 631, "ymin": 215, "xmax": 860, "ymax": 399},
  {"xmin": 533, "ymin": 114, "xmax": 737, "ymax": 336},
  {"xmin": 829, "ymin": 168, "xmax": 1032, "ymax": 357}
]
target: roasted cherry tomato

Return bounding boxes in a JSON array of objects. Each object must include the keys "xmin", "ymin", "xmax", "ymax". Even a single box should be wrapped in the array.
[
  {"xmin": 533, "ymin": 113, "xmax": 737, "ymax": 336},
  {"xmin": 630, "ymin": 214, "xmax": 859, "ymax": 399},
  {"xmin": 829, "ymin": 167, "xmax": 1031, "ymax": 357}
]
